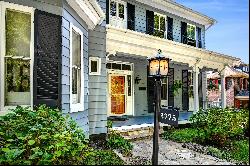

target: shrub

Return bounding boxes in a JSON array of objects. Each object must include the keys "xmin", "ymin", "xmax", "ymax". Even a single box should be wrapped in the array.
[
  {"xmin": 190, "ymin": 108, "xmax": 248, "ymax": 146},
  {"xmin": 107, "ymin": 120, "xmax": 113, "ymax": 129},
  {"xmin": 107, "ymin": 131, "xmax": 133, "ymax": 156},
  {"xmin": 0, "ymin": 105, "xmax": 88, "ymax": 165}
]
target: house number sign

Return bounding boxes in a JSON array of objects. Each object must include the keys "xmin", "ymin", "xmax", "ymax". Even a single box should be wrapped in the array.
[{"xmin": 159, "ymin": 108, "xmax": 179, "ymax": 126}]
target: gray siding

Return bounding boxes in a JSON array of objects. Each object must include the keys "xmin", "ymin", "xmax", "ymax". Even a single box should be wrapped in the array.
[
  {"xmin": 88, "ymin": 0, "xmax": 107, "ymax": 135},
  {"xmin": 2, "ymin": 0, "xmax": 63, "ymax": 16},
  {"xmin": 108, "ymin": 0, "xmax": 206, "ymax": 48},
  {"xmin": 61, "ymin": 2, "xmax": 90, "ymax": 137}
]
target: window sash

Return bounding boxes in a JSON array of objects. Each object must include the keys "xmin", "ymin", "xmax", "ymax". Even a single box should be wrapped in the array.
[
  {"xmin": 0, "ymin": 2, "xmax": 34, "ymax": 110},
  {"xmin": 89, "ymin": 57, "xmax": 101, "ymax": 75},
  {"xmin": 153, "ymin": 13, "xmax": 166, "ymax": 38},
  {"xmin": 70, "ymin": 24, "xmax": 84, "ymax": 112},
  {"xmin": 187, "ymin": 24, "xmax": 196, "ymax": 40}
]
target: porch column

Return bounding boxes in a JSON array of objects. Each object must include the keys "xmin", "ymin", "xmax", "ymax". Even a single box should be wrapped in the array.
[
  {"xmin": 220, "ymin": 71, "xmax": 226, "ymax": 109},
  {"xmin": 201, "ymin": 71, "xmax": 207, "ymax": 110},
  {"xmin": 193, "ymin": 65, "xmax": 199, "ymax": 112}
]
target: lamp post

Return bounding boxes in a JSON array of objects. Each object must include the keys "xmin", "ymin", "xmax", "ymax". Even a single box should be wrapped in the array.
[{"xmin": 147, "ymin": 49, "xmax": 170, "ymax": 165}]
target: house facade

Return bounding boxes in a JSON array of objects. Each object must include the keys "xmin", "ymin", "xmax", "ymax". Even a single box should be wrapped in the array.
[{"xmin": 0, "ymin": 0, "xmax": 242, "ymax": 137}]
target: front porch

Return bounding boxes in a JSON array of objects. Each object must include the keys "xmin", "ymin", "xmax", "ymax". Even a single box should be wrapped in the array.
[{"xmin": 110, "ymin": 111, "xmax": 193, "ymax": 128}]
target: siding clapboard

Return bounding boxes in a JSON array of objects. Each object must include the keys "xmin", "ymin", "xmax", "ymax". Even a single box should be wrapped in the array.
[{"xmin": 61, "ymin": 2, "xmax": 90, "ymax": 137}]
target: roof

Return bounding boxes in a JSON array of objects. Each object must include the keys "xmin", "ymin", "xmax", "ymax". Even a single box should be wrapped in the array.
[{"xmin": 207, "ymin": 66, "xmax": 249, "ymax": 79}]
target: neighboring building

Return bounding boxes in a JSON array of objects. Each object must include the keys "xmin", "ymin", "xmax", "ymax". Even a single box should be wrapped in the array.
[
  {"xmin": 235, "ymin": 63, "xmax": 249, "ymax": 73},
  {"xmin": 0, "ymin": 0, "xmax": 243, "ymax": 137},
  {"xmin": 206, "ymin": 66, "xmax": 249, "ymax": 109}
]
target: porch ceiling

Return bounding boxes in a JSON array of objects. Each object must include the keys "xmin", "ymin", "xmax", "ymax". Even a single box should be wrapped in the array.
[{"xmin": 106, "ymin": 26, "xmax": 241, "ymax": 71}]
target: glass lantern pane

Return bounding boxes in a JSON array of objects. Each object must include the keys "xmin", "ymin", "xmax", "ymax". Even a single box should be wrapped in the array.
[
  {"xmin": 160, "ymin": 60, "xmax": 168, "ymax": 76},
  {"xmin": 149, "ymin": 60, "xmax": 160, "ymax": 76}
]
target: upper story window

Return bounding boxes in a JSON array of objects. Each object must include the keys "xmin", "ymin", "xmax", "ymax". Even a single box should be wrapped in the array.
[
  {"xmin": 0, "ymin": 2, "xmax": 34, "ymax": 111},
  {"xmin": 153, "ymin": 13, "xmax": 166, "ymax": 38},
  {"xmin": 109, "ymin": 0, "xmax": 127, "ymax": 29},
  {"xmin": 187, "ymin": 24, "xmax": 196, "ymax": 40}
]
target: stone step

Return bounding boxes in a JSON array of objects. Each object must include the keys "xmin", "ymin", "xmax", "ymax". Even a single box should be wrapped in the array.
[{"xmin": 109, "ymin": 124, "xmax": 165, "ymax": 140}]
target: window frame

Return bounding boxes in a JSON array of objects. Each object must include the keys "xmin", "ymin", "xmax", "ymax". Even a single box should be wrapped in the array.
[
  {"xmin": 0, "ymin": 2, "xmax": 34, "ymax": 112},
  {"xmin": 153, "ymin": 12, "xmax": 166, "ymax": 38},
  {"xmin": 89, "ymin": 57, "xmax": 101, "ymax": 75},
  {"xmin": 69, "ymin": 23, "xmax": 84, "ymax": 113}
]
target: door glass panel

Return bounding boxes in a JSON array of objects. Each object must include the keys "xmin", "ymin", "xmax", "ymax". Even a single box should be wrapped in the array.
[
  {"xmin": 5, "ymin": 9, "xmax": 31, "ymax": 106},
  {"xmin": 111, "ymin": 76, "xmax": 125, "ymax": 114}
]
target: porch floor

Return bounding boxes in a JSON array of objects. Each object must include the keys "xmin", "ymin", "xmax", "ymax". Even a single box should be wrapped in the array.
[{"xmin": 111, "ymin": 111, "xmax": 193, "ymax": 128}]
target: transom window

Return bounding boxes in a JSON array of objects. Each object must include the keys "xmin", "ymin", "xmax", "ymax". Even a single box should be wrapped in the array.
[
  {"xmin": 153, "ymin": 13, "xmax": 166, "ymax": 38},
  {"xmin": 70, "ymin": 24, "xmax": 84, "ymax": 112},
  {"xmin": 106, "ymin": 62, "xmax": 132, "ymax": 71},
  {"xmin": 187, "ymin": 24, "xmax": 196, "ymax": 40},
  {"xmin": 0, "ymin": 2, "xmax": 34, "ymax": 111}
]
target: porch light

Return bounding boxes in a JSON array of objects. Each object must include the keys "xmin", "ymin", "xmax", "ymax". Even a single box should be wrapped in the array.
[
  {"xmin": 147, "ymin": 49, "xmax": 171, "ymax": 77},
  {"xmin": 147, "ymin": 49, "xmax": 171, "ymax": 165}
]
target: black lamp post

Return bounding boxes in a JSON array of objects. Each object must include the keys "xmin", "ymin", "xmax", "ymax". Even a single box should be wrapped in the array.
[{"xmin": 147, "ymin": 49, "xmax": 170, "ymax": 165}]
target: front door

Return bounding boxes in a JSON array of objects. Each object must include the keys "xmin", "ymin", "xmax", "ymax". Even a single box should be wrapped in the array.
[{"xmin": 110, "ymin": 75, "xmax": 126, "ymax": 115}]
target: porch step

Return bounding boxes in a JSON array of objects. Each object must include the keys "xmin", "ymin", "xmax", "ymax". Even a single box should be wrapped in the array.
[{"xmin": 108, "ymin": 124, "xmax": 165, "ymax": 140}]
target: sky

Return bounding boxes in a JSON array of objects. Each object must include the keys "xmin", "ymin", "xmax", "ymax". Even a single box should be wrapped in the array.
[{"xmin": 175, "ymin": 0, "xmax": 249, "ymax": 64}]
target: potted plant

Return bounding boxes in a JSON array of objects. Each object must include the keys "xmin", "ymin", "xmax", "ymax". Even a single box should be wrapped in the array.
[{"xmin": 171, "ymin": 80, "xmax": 183, "ymax": 96}]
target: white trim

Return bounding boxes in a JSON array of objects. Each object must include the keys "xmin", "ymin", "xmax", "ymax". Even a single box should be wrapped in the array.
[
  {"xmin": 69, "ymin": 23, "xmax": 84, "ymax": 113},
  {"xmin": 0, "ymin": 1, "xmax": 34, "ymax": 112},
  {"xmin": 66, "ymin": 0, "xmax": 105, "ymax": 30},
  {"xmin": 89, "ymin": 57, "xmax": 101, "ymax": 75}
]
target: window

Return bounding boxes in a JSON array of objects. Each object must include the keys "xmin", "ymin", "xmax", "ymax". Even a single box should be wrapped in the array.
[
  {"xmin": 153, "ymin": 13, "xmax": 166, "ymax": 38},
  {"xmin": 70, "ymin": 24, "xmax": 83, "ymax": 112},
  {"xmin": 89, "ymin": 57, "xmax": 101, "ymax": 75},
  {"xmin": 187, "ymin": 24, "xmax": 196, "ymax": 40},
  {"xmin": 0, "ymin": 2, "xmax": 34, "ymax": 110},
  {"xmin": 110, "ymin": 0, "xmax": 125, "ymax": 19},
  {"xmin": 106, "ymin": 62, "xmax": 132, "ymax": 71},
  {"xmin": 187, "ymin": 23, "xmax": 196, "ymax": 46},
  {"xmin": 109, "ymin": 0, "xmax": 127, "ymax": 28}
]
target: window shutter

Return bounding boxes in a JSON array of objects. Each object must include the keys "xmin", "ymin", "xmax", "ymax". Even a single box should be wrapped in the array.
[
  {"xmin": 181, "ymin": 21, "xmax": 187, "ymax": 44},
  {"xmin": 127, "ymin": 3, "xmax": 135, "ymax": 30},
  {"xmin": 106, "ymin": 0, "xmax": 109, "ymax": 24},
  {"xmin": 146, "ymin": 10, "xmax": 154, "ymax": 35},
  {"xmin": 167, "ymin": 17, "xmax": 173, "ymax": 40},
  {"xmin": 147, "ymin": 66, "xmax": 156, "ymax": 113},
  {"xmin": 33, "ymin": 10, "xmax": 62, "ymax": 109},
  {"xmin": 168, "ymin": 68, "xmax": 174, "ymax": 107},
  {"xmin": 182, "ymin": 70, "xmax": 189, "ymax": 110},
  {"xmin": 197, "ymin": 27, "xmax": 202, "ymax": 48}
]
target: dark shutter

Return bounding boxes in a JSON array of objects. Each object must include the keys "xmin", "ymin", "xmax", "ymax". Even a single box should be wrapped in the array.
[
  {"xmin": 146, "ymin": 10, "xmax": 154, "ymax": 35},
  {"xmin": 127, "ymin": 3, "xmax": 135, "ymax": 30},
  {"xmin": 197, "ymin": 27, "xmax": 202, "ymax": 48},
  {"xmin": 34, "ymin": 10, "xmax": 62, "ymax": 109},
  {"xmin": 106, "ymin": 0, "xmax": 109, "ymax": 24},
  {"xmin": 168, "ymin": 68, "xmax": 174, "ymax": 107},
  {"xmin": 167, "ymin": 17, "xmax": 173, "ymax": 40},
  {"xmin": 147, "ymin": 66, "xmax": 155, "ymax": 113},
  {"xmin": 182, "ymin": 70, "xmax": 189, "ymax": 110},
  {"xmin": 181, "ymin": 21, "xmax": 187, "ymax": 44}
]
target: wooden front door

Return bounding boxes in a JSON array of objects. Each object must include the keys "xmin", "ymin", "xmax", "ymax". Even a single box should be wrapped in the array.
[{"xmin": 110, "ymin": 75, "xmax": 126, "ymax": 115}]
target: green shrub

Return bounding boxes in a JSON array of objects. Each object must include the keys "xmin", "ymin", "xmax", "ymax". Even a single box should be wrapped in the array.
[
  {"xmin": 163, "ymin": 128, "xmax": 206, "ymax": 143},
  {"xmin": 107, "ymin": 120, "xmax": 113, "ymax": 128},
  {"xmin": 107, "ymin": 131, "xmax": 133, "ymax": 156},
  {"xmin": 83, "ymin": 149, "xmax": 124, "ymax": 165},
  {"xmin": 190, "ymin": 108, "xmax": 248, "ymax": 146},
  {"xmin": 0, "ymin": 105, "xmax": 88, "ymax": 165}
]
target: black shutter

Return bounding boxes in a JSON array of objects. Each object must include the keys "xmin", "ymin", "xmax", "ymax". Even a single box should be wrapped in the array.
[
  {"xmin": 106, "ymin": 0, "xmax": 109, "ymax": 24},
  {"xmin": 167, "ymin": 17, "xmax": 173, "ymax": 40},
  {"xmin": 147, "ymin": 66, "xmax": 155, "ymax": 113},
  {"xmin": 168, "ymin": 68, "xmax": 174, "ymax": 107},
  {"xmin": 127, "ymin": 3, "xmax": 135, "ymax": 30},
  {"xmin": 181, "ymin": 21, "xmax": 187, "ymax": 44},
  {"xmin": 197, "ymin": 27, "xmax": 202, "ymax": 48},
  {"xmin": 146, "ymin": 10, "xmax": 154, "ymax": 35},
  {"xmin": 34, "ymin": 10, "xmax": 62, "ymax": 109},
  {"xmin": 182, "ymin": 70, "xmax": 189, "ymax": 110}
]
